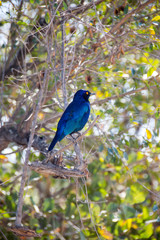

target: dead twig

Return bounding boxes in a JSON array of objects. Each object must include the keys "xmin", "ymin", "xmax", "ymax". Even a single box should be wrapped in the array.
[
  {"xmin": 29, "ymin": 161, "xmax": 86, "ymax": 178},
  {"xmin": 44, "ymin": 115, "xmax": 100, "ymax": 164}
]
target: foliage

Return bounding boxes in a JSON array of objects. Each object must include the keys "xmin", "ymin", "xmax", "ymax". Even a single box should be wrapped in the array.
[{"xmin": 0, "ymin": 0, "xmax": 160, "ymax": 239}]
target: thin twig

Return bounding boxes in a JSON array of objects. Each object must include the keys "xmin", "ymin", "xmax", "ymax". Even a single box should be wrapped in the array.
[
  {"xmin": 92, "ymin": 85, "xmax": 158, "ymax": 105},
  {"xmin": 45, "ymin": 115, "xmax": 100, "ymax": 163},
  {"xmin": 61, "ymin": 15, "xmax": 67, "ymax": 108},
  {"xmin": 109, "ymin": 0, "xmax": 156, "ymax": 34},
  {"xmin": 0, "ymin": 229, "xmax": 8, "ymax": 240},
  {"xmin": 15, "ymin": 38, "xmax": 51, "ymax": 227}
]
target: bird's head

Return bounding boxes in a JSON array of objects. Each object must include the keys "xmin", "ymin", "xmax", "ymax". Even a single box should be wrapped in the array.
[{"xmin": 73, "ymin": 89, "xmax": 94, "ymax": 102}]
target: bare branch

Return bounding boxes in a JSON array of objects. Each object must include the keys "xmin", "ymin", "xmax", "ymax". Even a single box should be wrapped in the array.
[
  {"xmin": 61, "ymin": 16, "xmax": 68, "ymax": 108},
  {"xmin": 29, "ymin": 161, "xmax": 86, "ymax": 178},
  {"xmin": 45, "ymin": 115, "xmax": 100, "ymax": 163},
  {"xmin": 92, "ymin": 85, "xmax": 158, "ymax": 105},
  {"xmin": 15, "ymin": 38, "xmax": 51, "ymax": 227},
  {"xmin": 109, "ymin": 0, "xmax": 156, "ymax": 34}
]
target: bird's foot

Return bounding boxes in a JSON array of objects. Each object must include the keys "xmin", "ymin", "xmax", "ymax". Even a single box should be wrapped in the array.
[
  {"xmin": 67, "ymin": 136, "xmax": 76, "ymax": 143},
  {"xmin": 76, "ymin": 132, "xmax": 81, "ymax": 138},
  {"xmin": 70, "ymin": 132, "xmax": 81, "ymax": 140}
]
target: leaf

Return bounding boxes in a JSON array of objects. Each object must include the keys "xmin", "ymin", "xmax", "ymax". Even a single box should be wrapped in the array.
[
  {"xmin": 98, "ymin": 227, "xmax": 113, "ymax": 240},
  {"xmin": 140, "ymin": 223, "xmax": 153, "ymax": 238},
  {"xmin": 131, "ymin": 68, "xmax": 136, "ymax": 75},
  {"xmin": 80, "ymin": 231, "xmax": 86, "ymax": 240},
  {"xmin": 137, "ymin": 151, "xmax": 144, "ymax": 160},
  {"xmin": 45, "ymin": 12, "xmax": 50, "ymax": 24},
  {"xmin": 124, "ymin": 5, "xmax": 128, "ymax": 14},
  {"xmin": 42, "ymin": 198, "xmax": 54, "ymax": 212},
  {"xmin": 152, "ymin": 16, "xmax": 160, "ymax": 21},
  {"xmin": 38, "ymin": 112, "xmax": 44, "ymax": 120},
  {"xmin": 123, "ymin": 152, "xmax": 128, "ymax": 160},
  {"xmin": 149, "ymin": 28, "xmax": 155, "ymax": 35},
  {"xmin": 63, "ymin": 1, "xmax": 68, "ymax": 10},
  {"xmin": 0, "ymin": 155, "xmax": 8, "ymax": 162},
  {"xmin": 125, "ymin": 184, "xmax": 146, "ymax": 204},
  {"xmin": 121, "ymin": 205, "xmax": 136, "ymax": 218},
  {"xmin": 96, "ymin": 90, "xmax": 103, "ymax": 98},
  {"xmin": 133, "ymin": 121, "xmax": 139, "ymax": 125},
  {"xmin": 147, "ymin": 67, "xmax": 154, "ymax": 77},
  {"xmin": 17, "ymin": 21, "xmax": 27, "ymax": 26},
  {"xmin": 146, "ymin": 129, "xmax": 152, "ymax": 139},
  {"xmin": 0, "ymin": 155, "xmax": 7, "ymax": 160},
  {"xmin": 153, "ymin": 204, "xmax": 158, "ymax": 212}
]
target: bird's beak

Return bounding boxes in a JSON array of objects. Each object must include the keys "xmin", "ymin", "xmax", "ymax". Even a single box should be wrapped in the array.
[{"xmin": 90, "ymin": 92, "xmax": 95, "ymax": 95}]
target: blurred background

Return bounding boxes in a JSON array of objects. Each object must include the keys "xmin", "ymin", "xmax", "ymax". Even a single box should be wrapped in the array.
[{"xmin": 0, "ymin": 0, "xmax": 160, "ymax": 239}]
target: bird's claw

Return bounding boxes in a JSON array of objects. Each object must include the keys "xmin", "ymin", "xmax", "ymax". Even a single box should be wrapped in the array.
[{"xmin": 70, "ymin": 132, "xmax": 81, "ymax": 140}]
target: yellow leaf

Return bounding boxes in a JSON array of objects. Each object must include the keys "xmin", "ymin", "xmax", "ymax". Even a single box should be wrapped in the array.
[
  {"xmin": 125, "ymin": 166, "xmax": 129, "ymax": 171},
  {"xmin": 154, "ymin": 156, "xmax": 159, "ymax": 161},
  {"xmin": 133, "ymin": 121, "xmax": 139, "ymax": 125},
  {"xmin": 96, "ymin": 90, "xmax": 103, "ymax": 98},
  {"xmin": 146, "ymin": 129, "xmax": 152, "ymax": 139},
  {"xmin": 0, "ymin": 155, "xmax": 8, "ymax": 162},
  {"xmin": 137, "ymin": 151, "xmax": 144, "ymax": 160},
  {"xmin": 149, "ymin": 28, "xmax": 155, "ymax": 35},
  {"xmin": 104, "ymin": 28, "xmax": 109, "ymax": 33},
  {"xmin": 38, "ymin": 112, "xmax": 44, "ymax": 120},
  {"xmin": 126, "ymin": 218, "xmax": 132, "ymax": 230},
  {"xmin": 152, "ymin": 16, "xmax": 160, "ymax": 21},
  {"xmin": 137, "ymin": 213, "xmax": 142, "ymax": 218},
  {"xmin": 0, "ymin": 1, "xmax": 2, "ymax": 6},
  {"xmin": 0, "ymin": 155, "xmax": 8, "ymax": 160},
  {"xmin": 151, "ymin": 6, "xmax": 156, "ymax": 12},
  {"xmin": 105, "ymin": 91, "xmax": 109, "ymax": 97},
  {"xmin": 132, "ymin": 224, "xmax": 138, "ymax": 229},
  {"xmin": 98, "ymin": 227, "xmax": 113, "ymax": 240},
  {"xmin": 156, "ymin": 226, "xmax": 160, "ymax": 232},
  {"xmin": 99, "ymin": 157, "xmax": 104, "ymax": 163}
]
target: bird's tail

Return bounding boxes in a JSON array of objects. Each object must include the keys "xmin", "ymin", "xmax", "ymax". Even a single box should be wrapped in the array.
[{"xmin": 48, "ymin": 133, "xmax": 59, "ymax": 151}]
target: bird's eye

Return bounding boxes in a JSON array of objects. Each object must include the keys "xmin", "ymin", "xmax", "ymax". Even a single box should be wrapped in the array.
[{"xmin": 86, "ymin": 92, "xmax": 89, "ymax": 95}]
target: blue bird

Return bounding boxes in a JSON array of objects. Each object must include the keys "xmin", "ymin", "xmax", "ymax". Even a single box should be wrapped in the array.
[{"xmin": 48, "ymin": 89, "xmax": 93, "ymax": 151}]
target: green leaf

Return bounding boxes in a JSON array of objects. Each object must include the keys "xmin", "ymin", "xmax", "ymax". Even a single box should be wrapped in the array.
[
  {"xmin": 80, "ymin": 231, "xmax": 86, "ymax": 240},
  {"xmin": 125, "ymin": 184, "xmax": 146, "ymax": 204},
  {"xmin": 63, "ymin": 1, "xmax": 68, "ymax": 10},
  {"xmin": 140, "ymin": 223, "xmax": 153, "ymax": 238},
  {"xmin": 42, "ymin": 198, "xmax": 54, "ymax": 212},
  {"xmin": 17, "ymin": 21, "xmax": 27, "ymax": 26},
  {"xmin": 147, "ymin": 67, "xmax": 154, "ymax": 77},
  {"xmin": 121, "ymin": 205, "xmax": 136, "ymax": 218},
  {"xmin": 124, "ymin": 5, "xmax": 128, "ymax": 14},
  {"xmin": 45, "ymin": 12, "xmax": 50, "ymax": 24}
]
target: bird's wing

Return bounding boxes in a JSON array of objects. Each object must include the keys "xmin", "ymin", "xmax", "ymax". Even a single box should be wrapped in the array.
[{"xmin": 57, "ymin": 101, "xmax": 90, "ymax": 138}]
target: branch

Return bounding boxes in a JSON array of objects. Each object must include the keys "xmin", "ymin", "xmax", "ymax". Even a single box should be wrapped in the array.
[
  {"xmin": 109, "ymin": 0, "xmax": 156, "ymax": 34},
  {"xmin": 29, "ymin": 117, "xmax": 100, "ymax": 178},
  {"xmin": 61, "ymin": 15, "xmax": 68, "ymax": 108},
  {"xmin": 29, "ymin": 161, "xmax": 86, "ymax": 178},
  {"xmin": 92, "ymin": 85, "xmax": 158, "ymax": 105},
  {"xmin": 1, "ymin": 17, "xmax": 47, "ymax": 79},
  {"xmin": 0, "ymin": 125, "xmax": 48, "ymax": 153},
  {"xmin": 45, "ymin": 115, "xmax": 100, "ymax": 163},
  {"xmin": 61, "ymin": 0, "xmax": 105, "ymax": 18},
  {"xmin": 15, "ymin": 46, "xmax": 50, "ymax": 227}
]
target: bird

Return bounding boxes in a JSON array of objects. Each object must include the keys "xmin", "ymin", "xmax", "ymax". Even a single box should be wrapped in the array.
[{"xmin": 48, "ymin": 89, "xmax": 94, "ymax": 151}]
